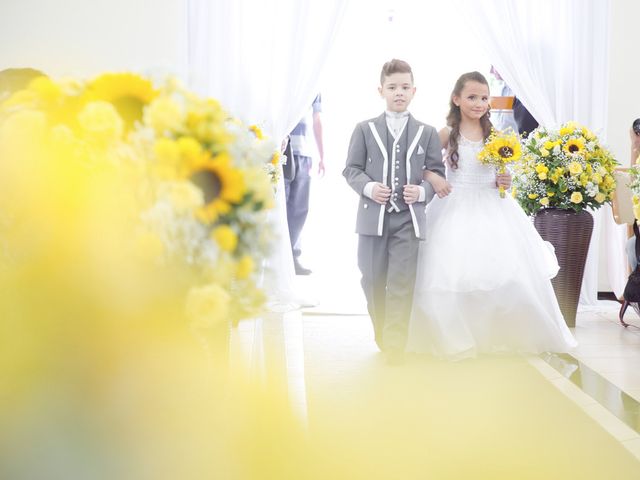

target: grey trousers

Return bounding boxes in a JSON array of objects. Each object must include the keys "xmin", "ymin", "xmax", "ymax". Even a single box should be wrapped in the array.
[
  {"xmin": 284, "ymin": 154, "xmax": 312, "ymax": 259},
  {"xmin": 357, "ymin": 209, "xmax": 420, "ymax": 352}
]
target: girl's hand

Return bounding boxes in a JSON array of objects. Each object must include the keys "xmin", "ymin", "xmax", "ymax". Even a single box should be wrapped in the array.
[
  {"xmin": 424, "ymin": 171, "xmax": 452, "ymax": 198},
  {"xmin": 496, "ymin": 172, "xmax": 512, "ymax": 189}
]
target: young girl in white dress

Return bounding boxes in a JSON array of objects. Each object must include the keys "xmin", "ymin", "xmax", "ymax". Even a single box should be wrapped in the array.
[{"xmin": 407, "ymin": 72, "xmax": 577, "ymax": 359}]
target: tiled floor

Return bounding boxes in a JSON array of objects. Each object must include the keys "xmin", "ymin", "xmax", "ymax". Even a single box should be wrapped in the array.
[{"xmin": 570, "ymin": 302, "xmax": 640, "ymax": 401}]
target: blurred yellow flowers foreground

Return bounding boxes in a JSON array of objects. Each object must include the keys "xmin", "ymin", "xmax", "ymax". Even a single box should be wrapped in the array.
[
  {"xmin": 0, "ymin": 71, "xmax": 278, "ymax": 330},
  {"xmin": 0, "ymin": 72, "xmax": 286, "ymax": 478}
]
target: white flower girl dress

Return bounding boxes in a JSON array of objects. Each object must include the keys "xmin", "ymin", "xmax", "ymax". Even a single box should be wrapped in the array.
[{"xmin": 406, "ymin": 133, "xmax": 577, "ymax": 359}]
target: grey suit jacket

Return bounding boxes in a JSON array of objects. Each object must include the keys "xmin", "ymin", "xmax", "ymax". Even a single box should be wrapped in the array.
[{"xmin": 343, "ymin": 113, "xmax": 445, "ymax": 240}]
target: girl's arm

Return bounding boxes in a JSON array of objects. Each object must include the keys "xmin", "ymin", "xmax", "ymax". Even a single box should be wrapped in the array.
[
  {"xmin": 424, "ymin": 171, "xmax": 452, "ymax": 198},
  {"xmin": 422, "ymin": 127, "xmax": 453, "ymax": 198},
  {"xmin": 437, "ymin": 127, "xmax": 450, "ymax": 153}
]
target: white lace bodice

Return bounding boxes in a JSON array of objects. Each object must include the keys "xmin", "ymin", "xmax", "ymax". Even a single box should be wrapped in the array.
[{"xmin": 447, "ymin": 135, "xmax": 496, "ymax": 189}]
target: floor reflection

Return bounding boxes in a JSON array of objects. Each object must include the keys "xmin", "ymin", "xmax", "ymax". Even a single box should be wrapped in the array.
[{"xmin": 542, "ymin": 352, "xmax": 640, "ymax": 434}]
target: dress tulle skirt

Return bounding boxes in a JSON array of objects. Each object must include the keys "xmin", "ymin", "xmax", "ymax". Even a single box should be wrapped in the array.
[{"xmin": 406, "ymin": 184, "xmax": 577, "ymax": 359}]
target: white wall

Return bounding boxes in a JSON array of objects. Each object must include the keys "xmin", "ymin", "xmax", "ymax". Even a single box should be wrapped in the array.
[
  {"xmin": 0, "ymin": 0, "xmax": 634, "ymax": 159},
  {"xmin": 597, "ymin": 0, "xmax": 640, "ymax": 292},
  {"xmin": 0, "ymin": 0, "xmax": 186, "ymax": 78},
  {"xmin": 606, "ymin": 0, "xmax": 640, "ymax": 167}
]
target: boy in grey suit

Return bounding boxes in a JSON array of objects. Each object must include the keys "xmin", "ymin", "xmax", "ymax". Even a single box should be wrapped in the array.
[{"xmin": 343, "ymin": 59, "xmax": 449, "ymax": 363}]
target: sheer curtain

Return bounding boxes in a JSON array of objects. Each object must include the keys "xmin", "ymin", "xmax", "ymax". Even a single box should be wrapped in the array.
[
  {"xmin": 186, "ymin": 0, "xmax": 346, "ymax": 141},
  {"xmin": 457, "ymin": 0, "xmax": 625, "ymax": 305},
  {"xmin": 187, "ymin": 0, "xmax": 347, "ymax": 307}
]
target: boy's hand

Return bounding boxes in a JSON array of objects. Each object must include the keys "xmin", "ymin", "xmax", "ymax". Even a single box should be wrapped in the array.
[
  {"xmin": 428, "ymin": 173, "xmax": 453, "ymax": 198},
  {"xmin": 496, "ymin": 172, "xmax": 512, "ymax": 189},
  {"xmin": 403, "ymin": 184, "xmax": 421, "ymax": 204},
  {"xmin": 371, "ymin": 183, "xmax": 391, "ymax": 204}
]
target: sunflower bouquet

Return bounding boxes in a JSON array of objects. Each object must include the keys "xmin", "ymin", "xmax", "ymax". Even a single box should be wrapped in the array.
[
  {"xmin": 0, "ymin": 72, "xmax": 277, "ymax": 328},
  {"xmin": 477, "ymin": 128, "xmax": 522, "ymax": 198},
  {"xmin": 136, "ymin": 79, "xmax": 278, "ymax": 323},
  {"xmin": 512, "ymin": 121, "xmax": 618, "ymax": 215}
]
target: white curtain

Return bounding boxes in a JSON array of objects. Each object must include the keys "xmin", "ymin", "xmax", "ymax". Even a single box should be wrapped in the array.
[
  {"xmin": 187, "ymin": 0, "xmax": 346, "ymax": 142},
  {"xmin": 458, "ymin": 0, "xmax": 625, "ymax": 305},
  {"xmin": 186, "ymin": 0, "xmax": 347, "ymax": 307}
]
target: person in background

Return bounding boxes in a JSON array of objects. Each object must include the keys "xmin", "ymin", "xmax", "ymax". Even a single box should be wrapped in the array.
[
  {"xmin": 489, "ymin": 66, "xmax": 539, "ymax": 137},
  {"xmin": 283, "ymin": 94, "xmax": 324, "ymax": 275}
]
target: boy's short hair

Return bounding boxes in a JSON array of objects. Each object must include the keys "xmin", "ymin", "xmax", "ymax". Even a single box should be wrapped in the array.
[{"xmin": 380, "ymin": 59, "xmax": 413, "ymax": 85}]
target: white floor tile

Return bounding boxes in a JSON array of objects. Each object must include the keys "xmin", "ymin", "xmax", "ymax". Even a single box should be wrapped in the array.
[
  {"xmin": 622, "ymin": 437, "xmax": 640, "ymax": 460},
  {"xmin": 581, "ymin": 403, "xmax": 640, "ymax": 442}
]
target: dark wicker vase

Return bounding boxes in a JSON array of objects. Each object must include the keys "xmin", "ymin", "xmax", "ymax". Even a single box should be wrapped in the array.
[{"xmin": 534, "ymin": 208, "xmax": 594, "ymax": 327}]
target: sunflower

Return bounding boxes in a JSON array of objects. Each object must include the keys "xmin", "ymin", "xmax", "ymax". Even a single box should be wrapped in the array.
[
  {"xmin": 87, "ymin": 73, "xmax": 158, "ymax": 129},
  {"xmin": 563, "ymin": 138, "xmax": 585, "ymax": 156},
  {"xmin": 490, "ymin": 136, "xmax": 522, "ymax": 164},
  {"xmin": 477, "ymin": 129, "xmax": 523, "ymax": 198},
  {"xmin": 187, "ymin": 152, "xmax": 246, "ymax": 224}
]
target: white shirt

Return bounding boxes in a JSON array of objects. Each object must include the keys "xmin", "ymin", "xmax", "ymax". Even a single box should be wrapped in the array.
[
  {"xmin": 385, "ymin": 110, "xmax": 409, "ymax": 139},
  {"xmin": 363, "ymin": 111, "xmax": 425, "ymax": 203}
]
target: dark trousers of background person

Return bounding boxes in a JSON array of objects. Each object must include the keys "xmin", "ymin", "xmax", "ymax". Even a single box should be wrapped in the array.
[{"xmin": 284, "ymin": 153, "xmax": 312, "ymax": 263}]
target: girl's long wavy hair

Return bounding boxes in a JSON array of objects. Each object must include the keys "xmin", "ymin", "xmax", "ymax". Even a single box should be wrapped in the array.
[{"xmin": 445, "ymin": 71, "xmax": 492, "ymax": 169}]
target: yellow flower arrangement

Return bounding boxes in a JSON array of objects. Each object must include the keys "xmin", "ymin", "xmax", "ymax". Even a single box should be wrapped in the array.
[
  {"xmin": 134, "ymin": 79, "xmax": 276, "ymax": 326},
  {"xmin": 513, "ymin": 121, "xmax": 618, "ymax": 215},
  {"xmin": 476, "ymin": 128, "xmax": 522, "ymax": 198},
  {"xmin": 0, "ymin": 71, "xmax": 277, "ymax": 331}
]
